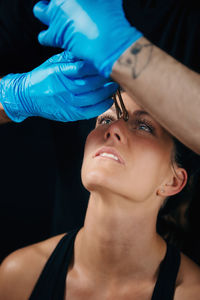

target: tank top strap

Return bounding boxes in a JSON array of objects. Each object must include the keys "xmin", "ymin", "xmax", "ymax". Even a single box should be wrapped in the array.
[
  {"xmin": 151, "ymin": 243, "xmax": 181, "ymax": 300},
  {"xmin": 29, "ymin": 227, "xmax": 80, "ymax": 300}
]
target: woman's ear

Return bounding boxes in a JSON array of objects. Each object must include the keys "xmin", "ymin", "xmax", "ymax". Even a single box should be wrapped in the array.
[{"xmin": 157, "ymin": 167, "xmax": 188, "ymax": 197}]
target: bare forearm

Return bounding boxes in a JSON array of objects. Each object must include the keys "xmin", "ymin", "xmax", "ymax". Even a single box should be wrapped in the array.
[{"xmin": 111, "ymin": 37, "xmax": 200, "ymax": 154}]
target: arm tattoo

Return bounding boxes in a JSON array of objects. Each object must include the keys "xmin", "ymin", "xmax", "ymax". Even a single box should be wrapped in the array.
[{"xmin": 118, "ymin": 42, "xmax": 153, "ymax": 79}]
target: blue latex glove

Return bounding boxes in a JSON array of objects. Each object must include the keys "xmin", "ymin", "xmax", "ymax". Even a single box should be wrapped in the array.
[
  {"xmin": 33, "ymin": 0, "xmax": 143, "ymax": 78},
  {"xmin": 0, "ymin": 51, "xmax": 117, "ymax": 122}
]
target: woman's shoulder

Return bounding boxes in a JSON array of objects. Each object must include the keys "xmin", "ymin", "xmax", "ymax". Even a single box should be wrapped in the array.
[
  {"xmin": 0, "ymin": 233, "xmax": 67, "ymax": 300},
  {"xmin": 174, "ymin": 252, "xmax": 200, "ymax": 300}
]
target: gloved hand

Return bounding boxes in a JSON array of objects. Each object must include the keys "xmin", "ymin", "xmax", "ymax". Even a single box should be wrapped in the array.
[
  {"xmin": 33, "ymin": 0, "xmax": 143, "ymax": 78},
  {"xmin": 0, "ymin": 51, "xmax": 117, "ymax": 122}
]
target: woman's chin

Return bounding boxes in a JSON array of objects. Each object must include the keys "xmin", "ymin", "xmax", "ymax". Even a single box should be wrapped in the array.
[{"xmin": 81, "ymin": 169, "xmax": 111, "ymax": 192}]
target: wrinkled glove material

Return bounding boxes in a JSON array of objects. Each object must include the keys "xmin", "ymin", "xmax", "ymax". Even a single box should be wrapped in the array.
[
  {"xmin": 0, "ymin": 51, "xmax": 117, "ymax": 122},
  {"xmin": 33, "ymin": 0, "xmax": 143, "ymax": 77}
]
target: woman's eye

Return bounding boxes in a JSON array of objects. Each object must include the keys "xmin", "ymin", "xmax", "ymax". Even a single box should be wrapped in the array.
[
  {"xmin": 100, "ymin": 118, "xmax": 112, "ymax": 125},
  {"xmin": 97, "ymin": 115, "xmax": 115, "ymax": 125},
  {"xmin": 138, "ymin": 124, "xmax": 151, "ymax": 132},
  {"xmin": 135, "ymin": 120, "xmax": 154, "ymax": 134}
]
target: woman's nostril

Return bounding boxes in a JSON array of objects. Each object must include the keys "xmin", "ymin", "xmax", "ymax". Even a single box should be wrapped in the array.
[
  {"xmin": 115, "ymin": 133, "xmax": 120, "ymax": 141},
  {"xmin": 105, "ymin": 131, "xmax": 121, "ymax": 141},
  {"xmin": 106, "ymin": 132, "xmax": 110, "ymax": 139}
]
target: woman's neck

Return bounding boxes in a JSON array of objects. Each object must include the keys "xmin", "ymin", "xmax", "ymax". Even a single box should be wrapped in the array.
[{"xmin": 73, "ymin": 191, "xmax": 166, "ymax": 284}]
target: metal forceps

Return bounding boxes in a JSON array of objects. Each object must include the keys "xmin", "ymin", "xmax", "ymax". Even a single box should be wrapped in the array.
[{"xmin": 113, "ymin": 89, "xmax": 129, "ymax": 121}]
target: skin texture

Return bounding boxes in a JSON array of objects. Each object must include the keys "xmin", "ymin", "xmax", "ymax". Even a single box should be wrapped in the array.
[{"xmin": 1, "ymin": 94, "xmax": 200, "ymax": 300}]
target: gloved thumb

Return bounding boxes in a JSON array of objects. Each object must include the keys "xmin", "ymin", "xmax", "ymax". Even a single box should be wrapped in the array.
[{"xmin": 33, "ymin": 0, "xmax": 49, "ymax": 26}]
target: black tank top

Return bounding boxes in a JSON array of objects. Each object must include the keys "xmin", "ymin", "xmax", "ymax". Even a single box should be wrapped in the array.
[{"xmin": 29, "ymin": 228, "xmax": 181, "ymax": 300}]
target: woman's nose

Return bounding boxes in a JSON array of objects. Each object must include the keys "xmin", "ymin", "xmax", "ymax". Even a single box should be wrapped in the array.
[{"xmin": 104, "ymin": 119, "xmax": 127, "ymax": 144}]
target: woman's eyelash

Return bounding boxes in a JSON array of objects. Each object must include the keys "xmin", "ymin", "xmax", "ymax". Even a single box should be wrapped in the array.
[
  {"xmin": 97, "ymin": 114, "xmax": 155, "ymax": 134},
  {"xmin": 97, "ymin": 114, "xmax": 115, "ymax": 125},
  {"xmin": 135, "ymin": 119, "xmax": 155, "ymax": 134}
]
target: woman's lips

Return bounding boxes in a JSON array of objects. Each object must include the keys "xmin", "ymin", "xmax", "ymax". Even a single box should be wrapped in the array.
[{"xmin": 94, "ymin": 146, "xmax": 125, "ymax": 164}]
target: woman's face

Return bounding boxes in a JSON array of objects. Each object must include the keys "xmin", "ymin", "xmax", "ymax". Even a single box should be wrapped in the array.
[{"xmin": 81, "ymin": 93, "xmax": 175, "ymax": 203}]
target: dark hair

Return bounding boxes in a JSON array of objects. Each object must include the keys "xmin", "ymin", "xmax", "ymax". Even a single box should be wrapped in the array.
[{"xmin": 157, "ymin": 138, "xmax": 200, "ymax": 261}]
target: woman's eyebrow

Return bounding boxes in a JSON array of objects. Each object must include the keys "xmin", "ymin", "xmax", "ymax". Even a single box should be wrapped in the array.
[
  {"xmin": 133, "ymin": 110, "xmax": 149, "ymax": 118},
  {"xmin": 102, "ymin": 108, "xmax": 150, "ymax": 118}
]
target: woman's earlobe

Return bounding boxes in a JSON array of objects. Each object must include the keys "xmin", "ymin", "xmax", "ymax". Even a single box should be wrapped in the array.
[{"xmin": 156, "ymin": 188, "xmax": 166, "ymax": 196}]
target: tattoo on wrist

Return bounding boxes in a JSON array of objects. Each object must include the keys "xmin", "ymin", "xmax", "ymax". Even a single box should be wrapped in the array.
[{"xmin": 118, "ymin": 42, "xmax": 153, "ymax": 79}]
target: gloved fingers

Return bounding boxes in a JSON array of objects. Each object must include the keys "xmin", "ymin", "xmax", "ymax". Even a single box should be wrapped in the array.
[
  {"xmin": 70, "ymin": 82, "xmax": 118, "ymax": 107},
  {"xmin": 34, "ymin": 59, "xmax": 92, "ymax": 83},
  {"xmin": 59, "ymin": 60, "xmax": 99, "ymax": 78},
  {"xmin": 74, "ymin": 98, "xmax": 114, "ymax": 120},
  {"xmin": 47, "ymin": 51, "xmax": 77, "ymax": 64},
  {"xmin": 33, "ymin": 0, "xmax": 50, "ymax": 25},
  {"xmin": 59, "ymin": 71, "xmax": 116, "ymax": 95},
  {"xmin": 64, "ymin": 76, "xmax": 114, "ymax": 95}
]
